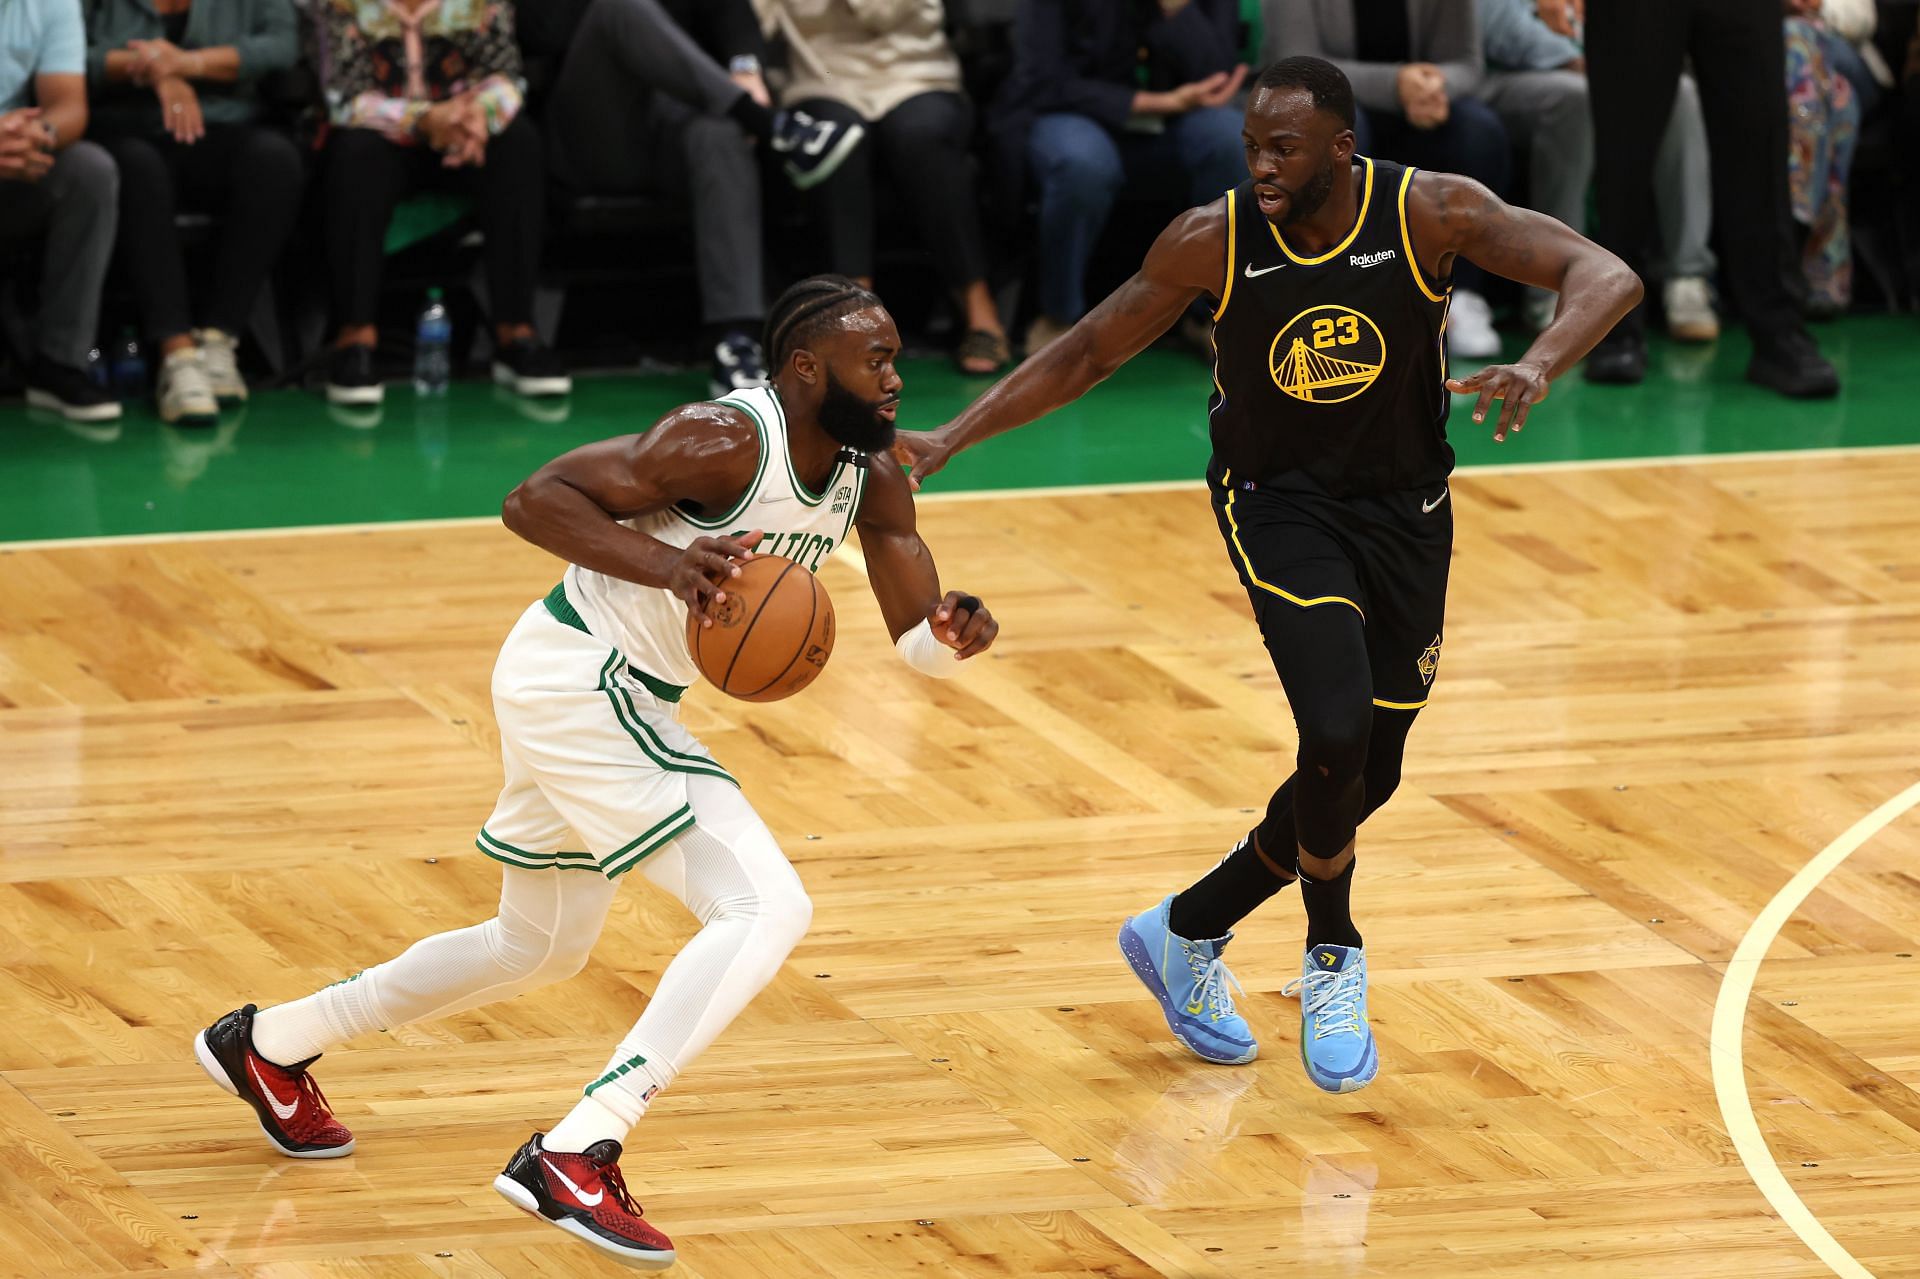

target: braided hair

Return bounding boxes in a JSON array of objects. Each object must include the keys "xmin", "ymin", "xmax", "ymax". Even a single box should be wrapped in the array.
[{"xmin": 765, "ymin": 275, "xmax": 883, "ymax": 371}]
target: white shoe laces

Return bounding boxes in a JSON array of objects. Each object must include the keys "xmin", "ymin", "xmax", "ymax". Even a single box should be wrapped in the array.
[
  {"xmin": 1185, "ymin": 946, "xmax": 1246, "ymax": 1022},
  {"xmin": 1282, "ymin": 965, "xmax": 1365, "ymax": 1040}
]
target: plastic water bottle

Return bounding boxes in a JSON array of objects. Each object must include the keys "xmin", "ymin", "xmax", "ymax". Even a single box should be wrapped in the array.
[{"xmin": 413, "ymin": 287, "xmax": 452, "ymax": 395}]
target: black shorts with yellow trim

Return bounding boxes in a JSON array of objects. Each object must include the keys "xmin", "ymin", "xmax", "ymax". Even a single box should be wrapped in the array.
[{"xmin": 1210, "ymin": 468, "xmax": 1452, "ymax": 710}]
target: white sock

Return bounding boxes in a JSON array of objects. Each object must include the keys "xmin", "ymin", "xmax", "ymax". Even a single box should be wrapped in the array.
[
  {"xmin": 544, "ymin": 1091, "xmax": 639, "ymax": 1154},
  {"xmin": 251, "ymin": 972, "xmax": 385, "ymax": 1067}
]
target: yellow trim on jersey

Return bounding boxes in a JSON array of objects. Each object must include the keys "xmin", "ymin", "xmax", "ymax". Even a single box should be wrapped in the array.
[
  {"xmin": 1397, "ymin": 168, "xmax": 1448, "ymax": 303},
  {"xmin": 1373, "ymin": 696, "xmax": 1429, "ymax": 710},
  {"xmin": 1220, "ymin": 474, "xmax": 1365, "ymax": 619},
  {"xmin": 1269, "ymin": 157, "xmax": 1374, "ymax": 265},
  {"xmin": 1213, "ymin": 189, "xmax": 1237, "ymax": 321}
]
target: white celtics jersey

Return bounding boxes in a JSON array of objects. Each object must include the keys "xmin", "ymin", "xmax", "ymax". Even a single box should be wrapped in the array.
[{"xmin": 561, "ymin": 386, "xmax": 868, "ymax": 690}]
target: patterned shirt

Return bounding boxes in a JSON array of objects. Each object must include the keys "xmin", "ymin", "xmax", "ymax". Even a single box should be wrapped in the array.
[{"xmin": 313, "ymin": 0, "xmax": 523, "ymax": 143}]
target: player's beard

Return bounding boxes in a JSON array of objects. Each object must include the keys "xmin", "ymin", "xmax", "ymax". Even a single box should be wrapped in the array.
[
  {"xmin": 1279, "ymin": 157, "xmax": 1338, "ymax": 227},
  {"xmin": 818, "ymin": 369, "xmax": 898, "ymax": 454}
]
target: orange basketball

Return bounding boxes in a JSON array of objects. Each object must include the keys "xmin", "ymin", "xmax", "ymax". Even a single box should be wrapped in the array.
[{"xmin": 685, "ymin": 555, "xmax": 835, "ymax": 702}]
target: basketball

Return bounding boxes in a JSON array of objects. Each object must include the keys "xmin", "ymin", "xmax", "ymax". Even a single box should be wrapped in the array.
[{"xmin": 685, "ymin": 555, "xmax": 835, "ymax": 702}]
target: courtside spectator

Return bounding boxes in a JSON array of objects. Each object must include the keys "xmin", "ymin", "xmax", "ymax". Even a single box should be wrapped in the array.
[
  {"xmin": 523, "ymin": 0, "xmax": 862, "ymax": 397},
  {"xmin": 1475, "ymin": 0, "xmax": 1719, "ymax": 341},
  {"xmin": 86, "ymin": 0, "xmax": 305, "ymax": 423},
  {"xmin": 758, "ymin": 0, "xmax": 1012, "ymax": 374},
  {"xmin": 1786, "ymin": 0, "xmax": 1863, "ymax": 316},
  {"xmin": 311, "ymin": 0, "xmax": 568, "ymax": 406},
  {"xmin": 992, "ymin": 0, "xmax": 1247, "ymax": 354},
  {"xmin": 0, "ymin": 0, "xmax": 120, "ymax": 422}
]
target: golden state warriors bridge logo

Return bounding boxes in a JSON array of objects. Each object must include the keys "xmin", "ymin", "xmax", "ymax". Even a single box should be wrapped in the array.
[{"xmin": 1269, "ymin": 304, "xmax": 1385, "ymax": 404}]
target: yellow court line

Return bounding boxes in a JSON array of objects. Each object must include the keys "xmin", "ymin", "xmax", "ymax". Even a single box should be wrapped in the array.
[{"xmin": 1709, "ymin": 778, "xmax": 1920, "ymax": 1279}]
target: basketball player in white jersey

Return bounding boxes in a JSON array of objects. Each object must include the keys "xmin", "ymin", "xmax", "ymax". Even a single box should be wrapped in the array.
[{"xmin": 191, "ymin": 277, "xmax": 998, "ymax": 1270}]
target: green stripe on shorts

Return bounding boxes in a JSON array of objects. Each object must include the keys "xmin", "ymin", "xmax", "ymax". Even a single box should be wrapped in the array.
[{"xmin": 601, "ymin": 805, "xmax": 696, "ymax": 878}]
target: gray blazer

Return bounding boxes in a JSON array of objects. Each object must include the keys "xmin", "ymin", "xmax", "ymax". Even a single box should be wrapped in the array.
[{"xmin": 1262, "ymin": 0, "xmax": 1484, "ymax": 113}]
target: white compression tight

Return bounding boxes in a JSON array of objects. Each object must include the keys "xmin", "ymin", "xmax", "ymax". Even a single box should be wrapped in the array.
[{"xmin": 251, "ymin": 775, "xmax": 812, "ymax": 1133}]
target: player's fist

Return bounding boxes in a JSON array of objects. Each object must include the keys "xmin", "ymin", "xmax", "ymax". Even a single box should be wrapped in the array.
[{"xmin": 930, "ymin": 591, "xmax": 996, "ymax": 660}]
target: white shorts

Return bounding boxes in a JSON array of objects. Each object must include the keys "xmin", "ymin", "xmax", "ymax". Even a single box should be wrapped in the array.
[{"xmin": 478, "ymin": 596, "xmax": 737, "ymax": 880}]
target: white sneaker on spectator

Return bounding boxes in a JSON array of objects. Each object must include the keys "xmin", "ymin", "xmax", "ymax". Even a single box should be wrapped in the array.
[
  {"xmin": 194, "ymin": 328, "xmax": 248, "ymax": 402},
  {"xmin": 1664, "ymin": 277, "xmax": 1719, "ymax": 343},
  {"xmin": 770, "ymin": 111, "xmax": 864, "ymax": 192},
  {"xmin": 1446, "ymin": 290, "xmax": 1501, "ymax": 359},
  {"xmin": 158, "ymin": 347, "xmax": 220, "ymax": 425}
]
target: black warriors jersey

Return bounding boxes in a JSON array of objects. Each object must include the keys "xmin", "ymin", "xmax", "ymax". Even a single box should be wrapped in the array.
[{"xmin": 1206, "ymin": 157, "xmax": 1454, "ymax": 497}]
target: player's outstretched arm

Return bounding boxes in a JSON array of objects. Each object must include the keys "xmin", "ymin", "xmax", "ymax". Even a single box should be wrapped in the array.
[
  {"xmin": 1407, "ymin": 171, "xmax": 1643, "ymax": 440},
  {"xmin": 501, "ymin": 404, "xmax": 766, "ymax": 623},
  {"xmin": 894, "ymin": 203, "xmax": 1226, "ymax": 490},
  {"xmin": 852, "ymin": 459, "xmax": 998, "ymax": 667}
]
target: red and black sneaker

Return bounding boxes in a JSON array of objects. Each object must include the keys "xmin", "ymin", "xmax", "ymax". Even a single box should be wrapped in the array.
[
  {"xmin": 193, "ymin": 1005, "xmax": 354, "ymax": 1159},
  {"xmin": 494, "ymin": 1133, "xmax": 676, "ymax": 1270}
]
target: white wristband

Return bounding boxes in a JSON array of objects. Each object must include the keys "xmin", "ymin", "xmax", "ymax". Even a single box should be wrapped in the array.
[{"xmin": 894, "ymin": 617, "xmax": 964, "ymax": 679}]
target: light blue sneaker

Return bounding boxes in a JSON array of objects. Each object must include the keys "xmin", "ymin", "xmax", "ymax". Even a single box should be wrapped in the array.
[
  {"xmin": 1283, "ymin": 944, "xmax": 1378, "ymax": 1092},
  {"xmin": 1117, "ymin": 895, "xmax": 1258, "ymax": 1065}
]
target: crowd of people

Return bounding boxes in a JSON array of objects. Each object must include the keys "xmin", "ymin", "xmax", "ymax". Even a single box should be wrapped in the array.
[{"xmin": 3, "ymin": 0, "xmax": 1916, "ymax": 425}]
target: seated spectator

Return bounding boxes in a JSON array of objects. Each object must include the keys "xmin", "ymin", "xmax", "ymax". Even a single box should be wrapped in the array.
[
  {"xmin": 991, "ymin": 0, "xmax": 1248, "ymax": 354},
  {"xmin": 86, "ymin": 0, "xmax": 305, "ymax": 424},
  {"xmin": 1786, "ymin": 0, "xmax": 1862, "ymax": 317},
  {"xmin": 0, "ymin": 0, "xmax": 120, "ymax": 423},
  {"xmin": 1265, "ymin": 0, "xmax": 1510, "ymax": 358},
  {"xmin": 311, "ymin": 0, "xmax": 567, "ymax": 406},
  {"xmin": 1474, "ymin": 0, "xmax": 1719, "ymax": 343},
  {"xmin": 524, "ymin": 0, "xmax": 862, "ymax": 397},
  {"xmin": 757, "ymin": 0, "xmax": 1012, "ymax": 375}
]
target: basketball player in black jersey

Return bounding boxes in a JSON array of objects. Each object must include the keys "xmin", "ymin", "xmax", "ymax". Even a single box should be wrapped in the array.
[{"xmin": 897, "ymin": 57, "xmax": 1641, "ymax": 1092}]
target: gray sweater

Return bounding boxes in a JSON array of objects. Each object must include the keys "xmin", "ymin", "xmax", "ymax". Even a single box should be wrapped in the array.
[
  {"xmin": 1262, "ymin": 0, "xmax": 1483, "ymax": 112},
  {"xmin": 84, "ymin": 0, "xmax": 297, "ymax": 126}
]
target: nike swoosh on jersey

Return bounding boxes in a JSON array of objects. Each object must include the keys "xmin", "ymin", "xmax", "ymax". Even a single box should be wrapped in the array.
[
  {"xmin": 545, "ymin": 1157, "xmax": 605, "ymax": 1207},
  {"xmin": 1422, "ymin": 488, "xmax": 1449, "ymax": 513},
  {"xmin": 1243, "ymin": 262, "xmax": 1285, "ymax": 279},
  {"xmin": 248, "ymin": 1059, "xmax": 300, "ymax": 1122}
]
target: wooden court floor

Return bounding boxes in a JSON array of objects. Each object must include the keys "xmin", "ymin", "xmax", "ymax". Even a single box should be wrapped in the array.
[{"xmin": 2, "ymin": 451, "xmax": 1919, "ymax": 1278}]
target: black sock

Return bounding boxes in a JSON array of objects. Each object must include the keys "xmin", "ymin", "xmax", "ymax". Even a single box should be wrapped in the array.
[
  {"xmin": 726, "ymin": 92, "xmax": 777, "ymax": 142},
  {"xmin": 1168, "ymin": 829, "xmax": 1296, "ymax": 939},
  {"xmin": 1298, "ymin": 856, "xmax": 1362, "ymax": 950}
]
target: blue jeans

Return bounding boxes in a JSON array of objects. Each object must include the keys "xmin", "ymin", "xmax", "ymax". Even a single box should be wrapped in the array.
[{"xmin": 1028, "ymin": 106, "xmax": 1246, "ymax": 323}]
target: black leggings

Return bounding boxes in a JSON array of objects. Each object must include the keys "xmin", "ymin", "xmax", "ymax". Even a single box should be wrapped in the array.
[
  {"xmin": 101, "ymin": 123, "xmax": 305, "ymax": 343},
  {"xmin": 1254, "ymin": 598, "xmax": 1419, "ymax": 860},
  {"xmin": 324, "ymin": 115, "xmax": 545, "ymax": 328},
  {"xmin": 792, "ymin": 91, "xmax": 989, "ymax": 293}
]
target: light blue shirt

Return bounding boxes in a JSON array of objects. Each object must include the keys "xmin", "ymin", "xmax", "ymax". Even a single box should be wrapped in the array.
[{"xmin": 1, "ymin": 0, "xmax": 86, "ymax": 112}]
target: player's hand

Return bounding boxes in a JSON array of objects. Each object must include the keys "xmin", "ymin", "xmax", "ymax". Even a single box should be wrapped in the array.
[
  {"xmin": 1445, "ymin": 361, "xmax": 1550, "ymax": 442},
  {"xmin": 892, "ymin": 428, "xmax": 954, "ymax": 493},
  {"xmin": 930, "ymin": 591, "xmax": 997, "ymax": 660},
  {"xmin": 156, "ymin": 77, "xmax": 204, "ymax": 144},
  {"xmin": 675, "ymin": 529, "xmax": 763, "ymax": 627}
]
